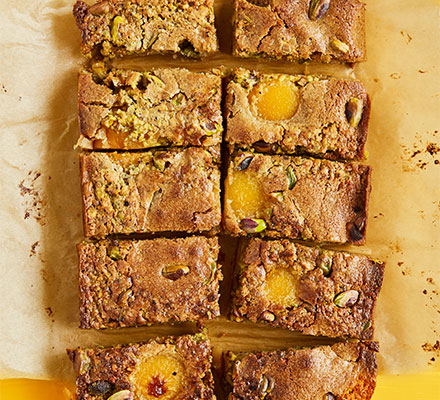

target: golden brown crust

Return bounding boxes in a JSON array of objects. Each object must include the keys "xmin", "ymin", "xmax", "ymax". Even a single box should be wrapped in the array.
[
  {"xmin": 225, "ymin": 341, "xmax": 378, "ymax": 400},
  {"xmin": 80, "ymin": 147, "xmax": 221, "ymax": 237},
  {"xmin": 225, "ymin": 68, "xmax": 370, "ymax": 160},
  {"xmin": 223, "ymin": 152, "xmax": 371, "ymax": 244},
  {"xmin": 73, "ymin": 0, "xmax": 219, "ymax": 59},
  {"xmin": 68, "ymin": 334, "xmax": 216, "ymax": 399},
  {"xmin": 233, "ymin": 0, "xmax": 366, "ymax": 63},
  {"xmin": 78, "ymin": 237, "xmax": 222, "ymax": 329},
  {"xmin": 231, "ymin": 238, "xmax": 385, "ymax": 339},
  {"xmin": 77, "ymin": 67, "xmax": 223, "ymax": 150}
]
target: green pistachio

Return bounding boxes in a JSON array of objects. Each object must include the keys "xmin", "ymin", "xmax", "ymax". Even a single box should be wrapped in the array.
[
  {"xmin": 111, "ymin": 16, "xmax": 127, "ymax": 44},
  {"xmin": 309, "ymin": 0, "xmax": 330, "ymax": 20},
  {"xmin": 345, "ymin": 97, "xmax": 363, "ymax": 127},
  {"xmin": 162, "ymin": 265, "xmax": 190, "ymax": 281},
  {"xmin": 319, "ymin": 257, "xmax": 333, "ymax": 276},
  {"xmin": 205, "ymin": 262, "xmax": 218, "ymax": 285},
  {"xmin": 330, "ymin": 39, "xmax": 350, "ymax": 54},
  {"xmin": 240, "ymin": 218, "xmax": 267, "ymax": 233},
  {"xmin": 271, "ymin": 192, "xmax": 284, "ymax": 201},
  {"xmin": 108, "ymin": 390, "xmax": 134, "ymax": 400},
  {"xmin": 334, "ymin": 290, "xmax": 359, "ymax": 307},
  {"xmin": 287, "ymin": 166, "xmax": 297, "ymax": 189}
]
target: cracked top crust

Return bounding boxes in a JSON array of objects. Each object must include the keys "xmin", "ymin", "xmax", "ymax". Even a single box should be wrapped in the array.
[
  {"xmin": 233, "ymin": 0, "xmax": 366, "ymax": 63},
  {"xmin": 68, "ymin": 334, "xmax": 216, "ymax": 400},
  {"xmin": 77, "ymin": 67, "xmax": 223, "ymax": 150},
  {"xmin": 230, "ymin": 238, "xmax": 385, "ymax": 339},
  {"xmin": 224, "ymin": 341, "xmax": 378, "ymax": 400},
  {"xmin": 225, "ymin": 68, "xmax": 370, "ymax": 160},
  {"xmin": 223, "ymin": 152, "xmax": 371, "ymax": 244},
  {"xmin": 80, "ymin": 147, "xmax": 221, "ymax": 237},
  {"xmin": 78, "ymin": 236, "xmax": 222, "ymax": 329},
  {"xmin": 73, "ymin": 0, "xmax": 219, "ymax": 58}
]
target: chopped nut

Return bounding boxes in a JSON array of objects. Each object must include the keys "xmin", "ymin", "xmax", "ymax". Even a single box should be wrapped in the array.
[
  {"xmin": 240, "ymin": 218, "xmax": 267, "ymax": 233},
  {"xmin": 319, "ymin": 257, "xmax": 332, "ymax": 276},
  {"xmin": 162, "ymin": 265, "xmax": 190, "ymax": 281},
  {"xmin": 347, "ymin": 215, "xmax": 366, "ymax": 243},
  {"xmin": 108, "ymin": 247, "xmax": 123, "ymax": 261},
  {"xmin": 363, "ymin": 320, "xmax": 372, "ymax": 331},
  {"xmin": 143, "ymin": 72, "xmax": 165, "ymax": 87},
  {"xmin": 108, "ymin": 390, "xmax": 134, "ymax": 400},
  {"xmin": 91, "ymin": 61, "xmax": 108, "ymax": 80},
  {"xmin": 89, "ymin": 1, "xmax": 110, "ymax": 15},
  {"xmin": 205, "ymin": 262, "xmax": 217, "ymax": 285},
  {"xmin": 261, "ymin": 311, "xmax": 276, "ymax": 322},
  {"xmin": 111, "ymin": 16, "xmax": 127, "ymax": 43},
  {"xmin": 258, "ymin": 374, "xmax": 274, "ymax": 395},
  {"xmin": 287, "ymin": 166, "xmax": 297, "ymax": 189},
  {"xmin": 345, "ymin": 97, "xmax": 363, "ymax": 127},
  {"xmin": 237, "ymin": 156, "xmax": 254, "ymax": 171},
  {"xmin": 334, "ymin": 290, "xmax": 359, "ymax": 307},
  {"xmin": 330, "ymin": 39, "xmax": 350, "ymax": 54},
  {"xmin": 271, "ymin": 192, "xmax": 284, "ymax": 202},
  {"xmin": 309, "ymin": 0, "xmax": 330, "ymax": 21}
]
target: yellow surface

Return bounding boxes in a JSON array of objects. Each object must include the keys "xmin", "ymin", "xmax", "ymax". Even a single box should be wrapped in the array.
[
  {"xmin": 0, "ymin": 379, "xmax": 74, "ymax": 400},
  {"xmin": 2, "ymin": 372, "xmax": 440, "ymax": 399}
]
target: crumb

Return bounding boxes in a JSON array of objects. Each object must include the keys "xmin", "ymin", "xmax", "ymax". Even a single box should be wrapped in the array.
[
  {"xmin": 18, "ymin": 170, "xmax": 46, "ymax": 225},
  {"xmin": 29, "ymin": 241, "xmax": 40, "ymax": 257},
  {"xmin": 423, "ymin": 289, "xmax": 428, "ymax": 295},
  {"xmin": 427, "ymin": 277, "xmax": 435, "ymax": 284},
  {"xmin": 45, "ymin": 307, "xmax": 53, "ymax": 318},
  {"xmin": 390, "ymin": 73, "xmax": 401, "ymax": 79},
  {"xmin": 418, "ymin": 69, "xmax": 427, "ymax": 74},
  {"xmin": 1, "ymin": 84, "xmax": 6, "ymax": 93},
  {"xmin": 422, "ymin": 341, "xmax": 440, "ymax": 354},
  {"xmin": 397, "ymin": 262, "xmax": 404, "ymax": 267}
]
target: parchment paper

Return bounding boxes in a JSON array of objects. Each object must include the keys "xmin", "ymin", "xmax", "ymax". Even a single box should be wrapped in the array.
[{"xmin": 0, "ymin": 0, "xmax": 439, "ymax": 385}]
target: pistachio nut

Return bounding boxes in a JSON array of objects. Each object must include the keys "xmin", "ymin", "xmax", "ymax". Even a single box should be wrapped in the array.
[
  {"xmin": 111, "ymin": 16, "xmax": 127, "ymax": 43},
  {"xmin": 109, "ymin": 247, "xmax": 123, "ymax": 261},
  {"xmin": 271, "ymin": 192, "xmax": 284, "ymax": 202},
  {"xmin": 287, "ymin": 166, "xmax": 297, "ymax": 189},
  {"xmin": 89, "ymin": 1, "xmax": 110, "ymax": 15},
  {"xmin": 334, "ymin": 290, "xmax": 359, "ymax": 307},
  {"xmin": 258, "ymin": 374, "xmax": 274, "ymax": 396},
  {"xmin": 261, "ymin": 311, "xmax": 276, "ymax": 322},
  {"xmin": 345, "ymin": 97, "xmax": 363, "ymax": 127},
  {"xmin": 319, "ymin": 257, "xmax": 333, "ymax": 276},
  {"xmin": 171, "ymin": 92, "xmax": 186, "ymax": 107},
  {"xmin": 91, "ymin": 62, "xmax": 108, "ymax": 80},
  {"xmin": 143, "ymin": 72, "xmax": 165, "ymax": 87},
  {"xmin": 162, "ymin": 265, "xmax": 190, "ymax": 281},
  {"xmin": 347, "ymin": 215, "xmax": 366, "ymax": 243},
  {"xmin": 363, "ymin": 320, "xmax": 372, "ymax": 331},
  {"xmin": 330, "ymin": 39, "xmax": 350, "ymax": 54},
  {"xmin": 237, "ymin": 156, "xmax": 254, "ymax": 171},
  {"xmin": 240, "ymin": 218, "xmax": 267, "ymax": 233},
  {"xmin": 309, "ymin": 0, "xmax": 330, "ymax": 21},
  {"xmin": 108, "ymin": 390, "xmax": 134, "ymax": 400},
  {"xmin": 253, "ymin": 140, "xmax": 272, "ymax": 153},
  {"xmin": 205, "ymin": 262, "xmax": 217, "ymax": 285}
]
